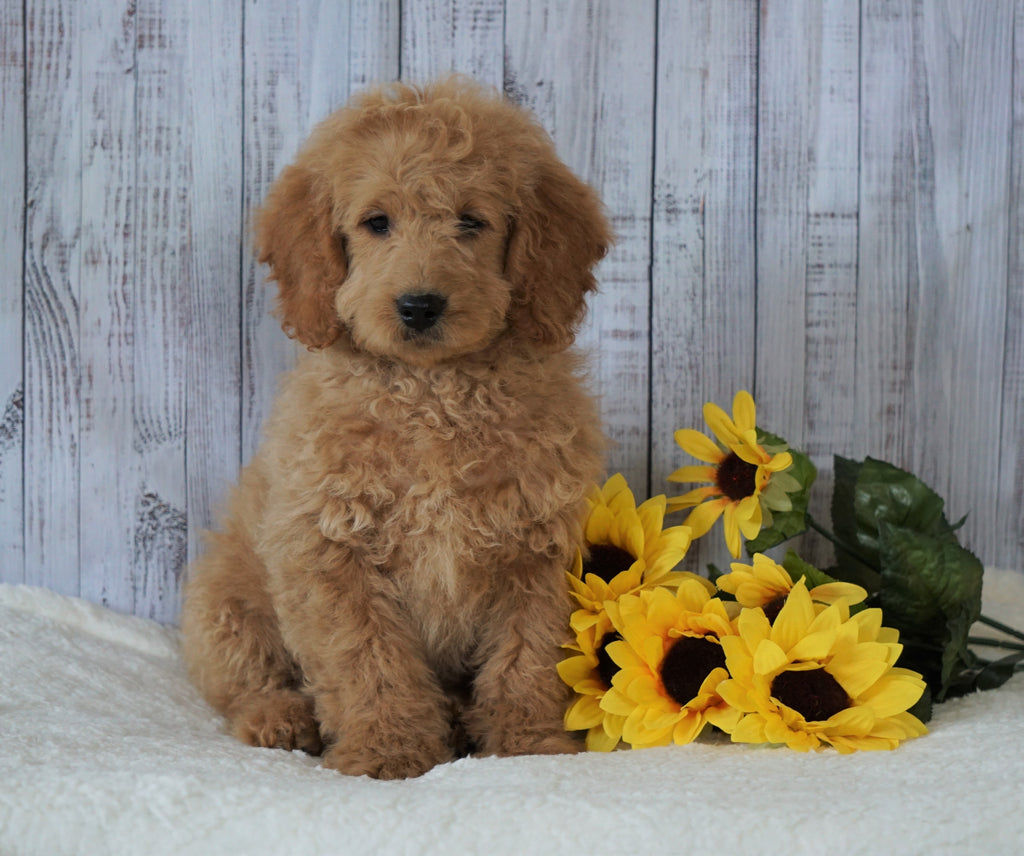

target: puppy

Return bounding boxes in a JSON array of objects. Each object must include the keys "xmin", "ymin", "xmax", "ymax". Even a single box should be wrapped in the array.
[{"xmin": 180, "ymin": 77, "xmax": 610, "ymax": 779}]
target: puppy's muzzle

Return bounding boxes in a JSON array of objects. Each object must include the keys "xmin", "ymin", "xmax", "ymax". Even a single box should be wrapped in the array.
[{"xmin": 397, "ymin": 293, "xmax": 447, "ymax": 333}]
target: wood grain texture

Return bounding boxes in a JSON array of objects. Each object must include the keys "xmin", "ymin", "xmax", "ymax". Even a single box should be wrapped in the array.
[
  {"xmin": 401, "ymin": 0, "xmax": 504, "ymax": 85},
  {"xmin": 182, "ymin": 0, "xmax": 244, "ymax": 607},
  {"xmin": 756, "ymin": 0, "xmax": 860, "ymax": 567},
  {"xmin": 861, "ymin": 0, "xmax": 1014, "ymax": 563},
  {"xmin": 505, "ymin": 0, "xmax": 656, "ymax": 495},
  {"xmin": 0, "ymin": 0, "xmax": 25, "ymax": 582},
  {"xmin": 650, "ymin": 0, "xmax": 758, "ymax": 575},
  {"xmin": 1, "ymin": 0, "xmax": 1022, "ymax": 621},
  {"xmin": 23, "ymin": 0, "xmax": 82, "ymax": 595},
  {"xmin": 132, "ymin": 0, "xmax": 191, "ymax": 620},
  {"xmin": 997, "ymin": 0, "xmax": 1024, "ymax": 566},
  {"xmin": 858, "ymin": 0, "xmax": 917, "ymax": 470},
  {"xmin": 77, "ymin": 0, "xmax": 138, "ymax": 611},
  {"xmin": 914, "ymin": 1, "xmax": 1013, "ymax": 563}
]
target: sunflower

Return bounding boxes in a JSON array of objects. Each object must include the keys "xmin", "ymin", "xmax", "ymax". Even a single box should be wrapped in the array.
[
  {"xmin": 558, "ymin": 621, "xmax": 628, "ymax": 751},
  {"xmin": 717, "ymin": 553, "xmax": 868, "ymax": 622},
  {"xmin": 567, "ymin": 473, "xmax": 701, "ymax": 640},
  {"xmin": 594, "ymin": 580, "xmax": 743, "ymax": 748},
  {"xmin": 716, "ymin": 579, "xmax": 928, "ymax": 752},
  {"xmin": 561, "ymin": 474, "xmax": 703, "ymax": 749},
  {"xmin": 667, "ymin": 390, "xmax": 799, "ymax": 557}
]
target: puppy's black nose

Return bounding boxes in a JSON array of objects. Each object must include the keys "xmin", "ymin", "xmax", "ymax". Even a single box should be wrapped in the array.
[{"xmin": 396, "ymin": 293, "xmax": 447, "ymax": 332}]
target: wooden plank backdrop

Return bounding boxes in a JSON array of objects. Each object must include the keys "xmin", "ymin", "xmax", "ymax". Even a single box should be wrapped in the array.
[{"xmin": 0, "ymin": 0, "xmax": 1020, "ymax": 622}]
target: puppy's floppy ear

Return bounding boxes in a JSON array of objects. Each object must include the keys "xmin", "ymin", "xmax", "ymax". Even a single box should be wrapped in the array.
[
  {"xmin": 505, "ymin": 156, "xmax": 612, "ymax": 349},
  {"xmin": 255, "ymin": 164, "xmax": 347, "ymax": 350}
]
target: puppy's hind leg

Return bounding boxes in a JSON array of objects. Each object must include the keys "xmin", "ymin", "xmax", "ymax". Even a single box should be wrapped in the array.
[{"xmin": 181, "ymin": 528, "xmax": 322, "ymax": 756}]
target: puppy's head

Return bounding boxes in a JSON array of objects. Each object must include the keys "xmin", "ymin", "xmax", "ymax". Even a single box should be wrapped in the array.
[{"xmin": 256, "ymin": 77, "xmax": 611, "ymax": 365}]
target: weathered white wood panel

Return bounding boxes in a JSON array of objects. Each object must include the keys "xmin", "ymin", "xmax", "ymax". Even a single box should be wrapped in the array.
[
  {"xmin": 24, "ymin": 0, "xmax": 83, "ymax": 595},
  {"xmin": 1000, "ymin": 0, "xmax": 1024, "ymax": 563},
  {"xmin": 77, "ymin": 0, "xmax": 138, "ymax": 611},
  {"xmin": 755, "ymin": 0, "xmax": 860, "ymax": 566},
  {"xmin": 860, "ymin": 0, "xmax": 1015, "ymax": 565},
  {"xmin": 650, "ymin": 0, "xmax": 758, "ymax": 574},
  {"xmin": 916, "ymin": 1, "xmax": 1013, "ymax": 564},
  {"xmin": 402, "ymin": 0, "xmax": 504, "ymax": 86},
  {"xmin": 182, "ymin": 0, "xmax": 244, "ymax": 616},
  {"xmin": 858, "ymin": 1, "xmax": 918, "ymax": 471},
  {"xmin": 0, "ymin": 0, "xmax": 25, "ymax": 581},
  {"xmin": 131, "ymin": 0, "xmax": 197, "ymax": 620},
  {"xmin": 1, "ymin": 0, "xmax": 1021, "ymax": 621},
  {"xmin": 799, "ymin": 1, "xmax": 860, "ymax": 564},
  {"xmin": 506, "ymin": 0, "xmax": 656, "ymax": 495}
]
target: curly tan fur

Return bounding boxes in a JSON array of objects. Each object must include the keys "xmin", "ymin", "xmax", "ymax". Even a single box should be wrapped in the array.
[{"xmin": 180, "ymin": 78, "xmax": 611, "ymax": 779}]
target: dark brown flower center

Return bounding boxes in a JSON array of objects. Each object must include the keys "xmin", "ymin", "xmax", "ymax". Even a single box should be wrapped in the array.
[
  {"xmin": 762, "ymin": 595, "xmax": 788, "ymax": 623},
  {"xmin": 771, "ymin": 668, "xmax": 850, "ymax": 722},
  {"xmin": 595, "ymin": 632, "xmax": 623, "ymax": 688},
  {"xmin": 659, "ymin": 635, "xmax": 727, "ymax": 707},
  {"xmin": 582, "ymin": 543, "xmax": 636, "ymax": 583},
  {"xmin": 716, "ymin": 452, "xmax": 758, "ymax": 501}
]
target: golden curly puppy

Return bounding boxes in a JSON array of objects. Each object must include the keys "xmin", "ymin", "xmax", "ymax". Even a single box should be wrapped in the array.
[{"xmin": 180, "ymin": 77, "xmax": 610, "ymax": 779}]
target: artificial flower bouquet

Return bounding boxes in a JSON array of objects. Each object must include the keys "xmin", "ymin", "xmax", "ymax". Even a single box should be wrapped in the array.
[{"xmin": 560, "ymin": 391, "xmax": 1023, "ymax": 753}]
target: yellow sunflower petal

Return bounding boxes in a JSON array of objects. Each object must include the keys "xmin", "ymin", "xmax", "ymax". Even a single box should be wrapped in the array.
[
  {"xmin": 667, "ymin": 486, "xmax": 721, "ymax": 510},
  {"xmin": 733, "ymin": 440, "xmax": 767, "ymax": 466},
  {"xmin": 730, "ymin": 713, "xmax": 770, "ymax": 745},
  {"xmin": 809, "ymin": 582, "xmax": 869, "ymax": 606},
  {"xmin": 598, "ymin": 473, "xmax": 631, "ymax": 506},
  {"xmin": 722, "ymin": 503, "xmax": 743, "ymax": 558},
  {"xmin": 735, "ymin": 495, "xmax": 763, "ymax": 539},
  {"xmin": 703, "ymin": 401, "xmax": 741, "ymax": 447},
  {"xmin": 823, "ymin": 705, "xmax": 876, "ymax": 736},
  {"xmin": 557, "ymin": 654, "xmax": 597, "ymax": 687},
  {"xmin": 598, "ymin": 687, "xmax": 637, "ymax": 718},
  {"xmin": 771, "ymin": 580, "xmax": 815, "ymax": 651},
  {"xmin": 585, "ymin": 726, "xmax": 620, "ymax": 752},
  {"xmin": 565, "ymin": 694, "xmax": 605, "ymax": 731},
  {"xmin": 753, "ymin": 639, "xmax": 789, "ymax": 676},
  {"xmin": 764, "ymin": 451, "xmax": 793, "ymax": 473},
  {"xmin": 856, "ymin": 672, "xmax": 926, "ymax": 717},
  {"xmin": 682, "ymin": 497, "xmax": 728, "ymax": 538},
  {"xmin": 787, "ymin": 629, "xmax": 840, "ymax": 663},
  {"xmin": 674, "ymin": 428, "xmax": 726, "ymax": 463},
  {"xmin": 668, "ymin": 465, "xmax": 718, "ymax": 485},
  {"xmin": 584, "ymin": 505, "xmax": 616, "ymax": 545},
  {"xmin": 671, "ymin": 712, "xmax": 706, "ymax": 746},
  {"xmin": 828, "ymin": 647, "xmax": 892, "ymax": 698},
  {"xmin": 732, "ymin": 390, "xmax": 756, "ymax": 432},
  {"xmin": 636, "ymin": 494, "xmax": 667, "ymax": 542}
]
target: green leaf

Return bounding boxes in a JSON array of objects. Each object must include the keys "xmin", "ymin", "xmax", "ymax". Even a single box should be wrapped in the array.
[
  {"xmin": 853, "ymin": 458, "xmax": 960, "ymax": 560},
  {"xmin": 972, "ymin": 649, "xmax": 1024, "ymax": 692},
  {"xmin": 907, "ymin": 685, "xmax": 933, "ymax": 724},
  {"xmin": 831, "ymin": 455, "xmax": 862, "ymax": 548},
  {"xmin": 828, "ymin": 456, "xmax": 879, "ymax": 589},
  {"xmin": 744, "ymin": 430, "xmax": 816, "ymax": 554},
  {"xmin": 781, "ymin": 550, "xmax": 840, "ymax": 592},
  {"xmin": 877, "ymin": 522, "xmax": 984, "ymax": 700}
]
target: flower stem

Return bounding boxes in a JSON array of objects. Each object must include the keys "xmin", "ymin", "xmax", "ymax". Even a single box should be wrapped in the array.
[
  {"xmin": 804, "ymin": 514, "xmax": 879, "ymax": 575},
  {"xmin": 976, "ymin": 614, "xmax": 1024, "ymax": 643},
  {"xmin": 968, "ymin": 635, "xmax": 1024, "ymax": 652}
]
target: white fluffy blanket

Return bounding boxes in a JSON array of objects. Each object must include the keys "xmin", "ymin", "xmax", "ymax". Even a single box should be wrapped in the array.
[{"xmin": 2, "ymin": 573, "xmax": 1023, "ymax": 856}]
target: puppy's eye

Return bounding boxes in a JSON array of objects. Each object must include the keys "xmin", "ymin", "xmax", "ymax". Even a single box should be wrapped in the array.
[
  {"xmin": 363, "ymin": 214, "xmax": 391, "ymax": 236},
  {"xmin": 457, "ymin": 214, "xmax": 487, "ymax": 236}
]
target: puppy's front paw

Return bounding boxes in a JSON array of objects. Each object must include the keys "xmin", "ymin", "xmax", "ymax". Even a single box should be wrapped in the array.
[
  {"xmin": 482, "ymin": 726, "xmax": 582, "ymax": 758},
  {"xmin": 322, "ymin": 739, "xmax": 453, "ymax": 780},
  {"xmin": 229, "ymin": 690, "xmax": 323, "ymax": 755}
]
